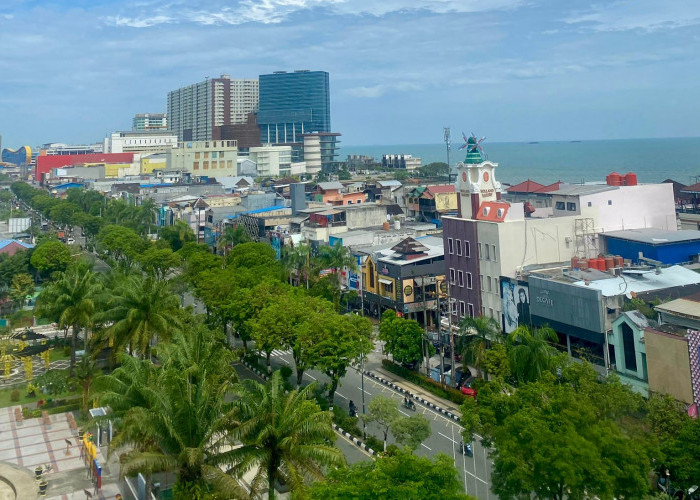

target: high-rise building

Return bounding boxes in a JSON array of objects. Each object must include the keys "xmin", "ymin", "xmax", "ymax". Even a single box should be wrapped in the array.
[
  {"xmin": 132, "ymin": 113, "xmax": 167, "ymax": 131},
  {"xmin": 167, "ymin": 75, "xmax": 259, "ymax": 142},
  {"xmin": 258, "ymin": 70, "xmax": 330, "ymax": 145}
]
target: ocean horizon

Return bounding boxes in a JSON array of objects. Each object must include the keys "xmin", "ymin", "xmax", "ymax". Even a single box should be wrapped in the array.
[{"xmin": 340, "ymin": 137, "xmax": 700, "ymax": 186}]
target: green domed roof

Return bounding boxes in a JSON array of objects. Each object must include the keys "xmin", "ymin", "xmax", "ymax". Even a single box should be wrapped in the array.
[{"xmin": 464, "ymin": 136, "xmax": 483, "ymax": 164}]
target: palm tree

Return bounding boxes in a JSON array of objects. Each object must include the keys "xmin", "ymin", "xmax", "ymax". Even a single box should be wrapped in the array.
[
  {"xmin": 229, "ymin": 371, "xmax": 344, "ymax": 499},
  {"xmin": 97, "ymin": 274, "xmax": 182, "ymax": 359},
  {"xmin": 95, "ymin": 328, "xmax": 244, "ymax": 498},
  {"xmin": 137, "ymin": 198, "xmax": 158, "ymax": 235},
  {"xmin": 73, "ymin": 355, "xmax": 101, "ymax": 415},
  {"xmin": 458, "ymin": 315, "xmax": 501, "ymax": 380},
  {"xmin": 319, "ymin": 242, "xmax": 357, "ymax": 311},
  {"xmin": 216, "ymin": 225, "xmax": 251, "ymax": 256},
  {"xmin": 35, "ymin": 260, "xmax": 102, "ymax": 376},
  {"xmin": 508, "ymin": 325, "xmax": 558, "ymax": 383}
]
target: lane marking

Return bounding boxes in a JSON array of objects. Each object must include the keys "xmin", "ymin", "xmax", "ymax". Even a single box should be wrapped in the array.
[
  {"xmin": 399, "ymin": 410, "xmax": 409, "ymax": 417},
  {"xmin": 439, "ymin": 431, "xmax": 458, "ymax": 444},
  {"xmin": 357, "ymin": 387, "xmax": 371, "ymax": 395},
  {"xmin": 305, "ymin": 373, "xmax": 317, "ymax": 381},
  {"xmin": 336, "ymin": 392, "xmax": 348, "ymax": 400},
  {"xmin": 421, "ymin": 443, "xmax": 432, "ymax": 451}
]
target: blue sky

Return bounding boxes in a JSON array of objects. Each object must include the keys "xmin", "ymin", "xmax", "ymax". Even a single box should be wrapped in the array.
[{"xmin": 1, "ymin": 0, "xmax": 699, "ymax": 148}]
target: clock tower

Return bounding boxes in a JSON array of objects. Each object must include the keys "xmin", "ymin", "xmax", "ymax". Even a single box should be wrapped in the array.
[{"xmin": 455, "ymin": 136, "xmax": 502, "ymax": 219}]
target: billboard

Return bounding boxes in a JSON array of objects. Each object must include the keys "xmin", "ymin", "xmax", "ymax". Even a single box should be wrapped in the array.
[
  {"xmin": 528, "ymin": 276, "xmax": 605, "ymax": 334},
  {"xmin": 501, "ymin": 278, "xmax": 531, "ymax": 334}
]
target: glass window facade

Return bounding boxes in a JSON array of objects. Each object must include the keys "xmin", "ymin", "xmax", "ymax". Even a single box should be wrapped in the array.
[{"xmin": 258, "ymin": 71, "xmax": 330, "ymax": 144}]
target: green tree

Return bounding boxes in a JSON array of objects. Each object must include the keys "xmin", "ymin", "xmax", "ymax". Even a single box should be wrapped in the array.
[
  {"xmin": 35, "ymin": 260, "xmax": 102, "ymax": 375},
  {"xmin": 229, "ymin": 277, "xmax": 287, "ymax": 352},
  {"xmin": 458, "ymin": 316, "xmax": 501, "ymax": 379},
  {"xmin": 459, "ymin": 397, "xmax": 479, "ymax": 443},
  {"xmin": 391, "ymin": 414, "xmax": 432, "ymax": 452},
  {"xmin": 418, "ymin": 162, "xmax": 449, "ymax": 179},
  {"xmin": 311, "ymin": 313, "xmax": 373, "ymax": 407},
  {"xmin": 9, "ymin": 273, "xmax": 34, "ymax": 308},
  {"xmin": 0, "ymin": 250, "xmax": 29, "ymax": 287},
  {"xmin": 646, "ymin": 394, "xmax": 689, "ymax": 443},
  {"xmin": 483, "ymin": 343, "xmax": 511, "ymax": 380},
  {"xmin": 138, "ymin": 247, "xmax": 181, "ymax": 281},
  {"xmin": 227, "ymin": 241, "xmax": 278, "ymax": 271},
  {"xmin": 30, "ymin": 240, "xmax": 72, "ymax": 278},
  {"xmin": 49, "ymin": 201, "xmax": 80, "ymax": 227},
  {"xmin": 662, "ymin": 417, "xmax": 700, "ymax": 492},
  {"xmin": 159, "ymin": 220, "xmax": 196, "ymax": 251},
  {"xmin": 231, "ymin": 371, "xmax": 344, "ymax": 499},
  {"xmin": 319, "ymin": 242, "xmax": 357, "ymax": 311},
  {"xmin": 98, "ymin": 274, "xmax": 182, "ymax": 358},
  {"xmin": 362, "ymin": 395, "xmax": 400, "ymax": 451},
  {"xmin": 308, "ymin": 451, "xmax": 472, "ymax": 500},
  {"xmin": 216, "ymin": 225, "xmax": 251, "ymax": 255},
  {"xmin": 97, "ymin": 224, "xmax": 149, "ymax": 270},
  {"xmin": 379, "ymin": 310, "xmax": 425, "ymax": 366},
  {"xmin": 477, "ymin": 373, "xmax": 650, "ymax": 500},
  {"xmin": 507, "ymin": 325, "xmax": 558, "ymax": 383}
]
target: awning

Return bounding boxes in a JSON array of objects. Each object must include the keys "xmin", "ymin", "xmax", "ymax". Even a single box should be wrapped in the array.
[{"xmin": 379, "ymin": 278, "xmax": 393, "ymax": 285}]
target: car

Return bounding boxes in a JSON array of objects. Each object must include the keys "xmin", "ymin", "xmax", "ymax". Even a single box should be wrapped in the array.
[{"xmin": 67, "ymin": 238, "xmax": 75, "ymax": 245}]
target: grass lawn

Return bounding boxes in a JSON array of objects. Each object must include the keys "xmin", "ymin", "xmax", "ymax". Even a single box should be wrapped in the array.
[
  {"xmin": 49, "ymin": 348, "xmax": 71, "ymax": 363},
  {"xmin": 0, "ymin": 382, "xmax": 80, "ymax": 409}
]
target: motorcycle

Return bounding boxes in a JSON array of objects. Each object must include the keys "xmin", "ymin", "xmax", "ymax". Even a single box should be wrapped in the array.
[
  {"xmin": 348, "ymin": 402, "xmax": 358, "ymax": 418},
  {"xmin": 402, "ymin": 399, "xmax": 416, "ymax": 411},
  {"xmin": 458, "ymin": 441, "xmax": 473, "ymax": 457}
]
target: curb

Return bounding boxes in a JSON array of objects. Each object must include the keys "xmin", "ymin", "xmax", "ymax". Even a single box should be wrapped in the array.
[
  {"xmin": 363, "ymin": 370, "xmax": 461, "ymax": 423},
  {"xmin": 333, "ymin": 424, "xmax": 378, "ymax": 456},
  {"xmin": 241, "ymin": 359, "xmax": 270, "ymax": 380}
]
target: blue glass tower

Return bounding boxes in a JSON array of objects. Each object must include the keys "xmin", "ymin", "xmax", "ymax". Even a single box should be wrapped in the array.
[{"xmin": 258, "ymin": 70, "xmax": 330, "ymax": 145}]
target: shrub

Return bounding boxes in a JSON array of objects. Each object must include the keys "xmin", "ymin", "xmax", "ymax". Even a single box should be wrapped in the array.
[
  {"xmin": 21, "ymin": 407, "xmax": 41, "ymax": 419},
  {"xmin": 63, "ymin": 346, "xmax": 71, "ymax": 357},
  {"xmin": 279, "ymin": 365, "xmax": 293, "ymax": 380},
  {"xmin": 332, "ymin": 407, "xmax": 362, "ymax": 437},
  {"xmin": 381, "ymin": 359, "xmax": 466, "ymax": 405},
  {"xmin": 35, "ymin": 370, "xmax": 68, "ymax": 395},
  {"xmin": 10, "ymin": 389, "xmax": 20, "ymax": 402},
  {"xmin": 364, "ymin": 435, "xmax": 384, "ymax": 453}
]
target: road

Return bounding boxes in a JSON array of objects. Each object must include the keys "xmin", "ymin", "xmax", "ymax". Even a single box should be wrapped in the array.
[{"xmin": 262, "ymin": 348, "xmax": 494, "ymax": 500}]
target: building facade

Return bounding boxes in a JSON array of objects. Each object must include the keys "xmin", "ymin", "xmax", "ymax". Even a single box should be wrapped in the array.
[
  {"xmin": 167, "ymin": 75, "xmax": 259, "ymax": 142},
  {"xmin": 166, "ymin": 140, "xmax": 238, "ymax": 177},
  {"xmin": 258, "ymin": 70, "xmax": 330, "ymax": 145},
  {"xmin": 106, "ymin": 131, "xmax": 178, "ymax": 154},
  {"xmin": 1, "ymin": 146, "xmax": 31, "ymax": 166},
  {"xmin": 132, "ymin": 113, "xmax": 167, "ymax": 131}
]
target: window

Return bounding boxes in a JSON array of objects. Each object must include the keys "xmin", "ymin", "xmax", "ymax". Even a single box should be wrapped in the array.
[
  {"xmin": 466, "ymin": 272, "xmax": 473, "ymax": 289},
  {"xmin": 485, "ymin": 244, "xmax": 490, "ymax": 260},
  {"xmin": 347, "ymin": 201, "xmax": 353, "ymax": 204},
  {"xmin": 480, "ymin": 275, "xmax": 484, "ymax": 291},
  {"xmin": 567, "ymin": 202, "xmax": 577, "ymax": 211},
  {"xmin": 193, "ymin": 161, "xmax": 199, "ymax": 170},
  {"xmin": 449, "ymin": 268, "xmax": 455, "ymax": 284},
  {"xmin": 458, "ymin": 270, "xmax": 464, "ymax": 287},
  {"xmin": 452, "ymin": 301, "xmax": 458, "ymax": 314},
  {"xmin": 481, "ymin": 306, "xmax": 486, "ymax": 317},
  {"xmin": 203, "ymin": 161, "xmax": 209, "ymax": 169},
  {"xmin": 465, "ymin": 241, "xmax": 471, "ymax": 257},
  {"xmin": 456, "ymin": 240, "xmax": 462, "ymax": 256},
  {"xmin": 204, "ymin": 152, "xmax": 209, "ymax": 159},
  {"xmin": 489, "ymin": 307, "xmax": 494, "ymax": 318},
  {"xmin": 368, "ymin": 260, "xmax": 375, "ymax": 288},
  {"xmin": 194, "ymin": 152, "xmax": 200, "ymax": 159},
  {"xmin": 468, "ymin": 303, "xmax": 474, "ymax": 317},
  {"xmin": 555, "ymin": 201, "xmax": 565, "ymax": 210},
  {"xmin": 478, "ymin": 243, "xmax": 483, "ymax": 259},
  {"xmin": 212, "ymin": 152, "xmax": 218, "ymax": 159},
  {"xmin": 459, "ymin": 301, "xmax": 466, "ymax": 316},
  {"xmin": 487, "ymin": 276, "xmax": 492, "ymax": 292},
  {"xmin": 491, "ymin": 245, "xmax": 497, "ymax": 262},
  {"xmin": 608, "ymin": 200, "xmax": 612, "ymax": 205},
  {"xmin": 588, "ymin": 201, "xmax": 592, "ymax": 207},
  {"xmin": 448, "ymin": 238, "xmax": 454, "ymax": 254}
]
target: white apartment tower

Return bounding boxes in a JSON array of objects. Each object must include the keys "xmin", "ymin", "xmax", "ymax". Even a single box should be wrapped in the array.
[{"xmin": 167, "ymin": 75, "xmax": 259, "ymax": 142}]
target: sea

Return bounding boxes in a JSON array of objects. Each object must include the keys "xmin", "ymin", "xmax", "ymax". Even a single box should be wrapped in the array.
[{"xmin": 340, "ymin": 137, "xmax": 700, "ymax": 186}]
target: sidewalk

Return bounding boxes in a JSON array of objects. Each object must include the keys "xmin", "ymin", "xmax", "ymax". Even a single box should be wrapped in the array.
[{"xmin": 373, "ymin": 366, "xmax": 463, "ymax": 419}]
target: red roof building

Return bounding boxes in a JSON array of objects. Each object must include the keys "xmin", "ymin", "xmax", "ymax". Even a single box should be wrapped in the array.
[{"xmin": 35, "ymin": 153, "xmax": 135, "ymax": 181}]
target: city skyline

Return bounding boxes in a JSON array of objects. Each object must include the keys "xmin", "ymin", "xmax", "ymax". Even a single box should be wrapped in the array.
[{"xmin": 1, "ymin": 0, "xmax": 699, "ymax": 149}]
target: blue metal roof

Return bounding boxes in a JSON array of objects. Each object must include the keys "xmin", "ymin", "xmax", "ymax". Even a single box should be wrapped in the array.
[
  {"xmin": 140, "ymin": 183, "xmax": 173, "ymax": 188},
  {"xmin": 0, "ymin": 239, "xmax": 34, "ymax": 250},
  {"xmin": 53, "ymin": 182, "xmax": 83, "ymax": 190}
]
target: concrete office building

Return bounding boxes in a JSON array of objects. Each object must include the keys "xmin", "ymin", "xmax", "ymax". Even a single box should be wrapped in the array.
[
  {"xmin": 132, "ymin": 113, "xmax": 167, "ymax": 131},
  {"xmin": 106, "ymin": 131, "xmax": 178, "ymax": 154},
  {"xmin": 166, "ymin": 140, "xmax": 238, "ymax": 177},
  {"xmin": 167, "ymin": 75, "xmax": 259, "ymax": 142},
  {"xmin": 302, "ymin": 132, "xmax": 340, "ymax": 174},
  {"xmin": 258, "ymin": 70, "xmax": 330, "ymax": 145}
]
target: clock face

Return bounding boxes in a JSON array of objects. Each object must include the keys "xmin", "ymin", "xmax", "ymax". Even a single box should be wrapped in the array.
[
  {"xmin": 483, "ymin": 171, "xmax": 489, "ymax": 182},
  {"xmin": 462, "ymin": 172, "xmax": 467, "ymax": 182}
]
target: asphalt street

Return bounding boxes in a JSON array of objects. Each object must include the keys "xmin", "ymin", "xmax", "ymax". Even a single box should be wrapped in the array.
[{"xmin": 263, "ymin": 348, "xmax": 494, "ymax": 500}]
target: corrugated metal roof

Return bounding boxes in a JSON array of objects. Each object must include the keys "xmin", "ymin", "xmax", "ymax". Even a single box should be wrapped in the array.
[
  {"xmin": 601, "ymin": 228, "xmax": 700, "ymax": 244},
  {"xmin": 571, "ymin": 265, "xmax": 700, "ymax": 297},
  {"xmin": 0, "ymin": 240, "xmax": 34, "ymax": 250},
  {"xmin": 655, "ymin": 298, "xmax": 700, "ymax": 318}
]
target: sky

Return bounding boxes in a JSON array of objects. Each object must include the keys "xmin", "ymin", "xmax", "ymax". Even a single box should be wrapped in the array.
[{"xmin": 1, "ymin": 0, "xmax": 700, "ymax": 148}]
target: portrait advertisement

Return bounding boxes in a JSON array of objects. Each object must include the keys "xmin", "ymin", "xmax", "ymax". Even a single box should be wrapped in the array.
[{"xmin": 501, "ymin": 279, "xmax": 530, "ymax": 333}]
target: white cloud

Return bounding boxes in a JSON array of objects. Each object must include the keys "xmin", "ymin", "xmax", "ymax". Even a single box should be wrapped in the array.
[
  {"xmin": 345, "ymin": 82, "xmax": 423, "ymax": 98},
  {"xmin": 109, "ymin": 14, "xmax": 174, "ymax": 28},
  {"xmin": 564, "ymin": 0, "xmax": 700, "ymax": 32},
  {"xmin": 100, "ymin": 0, "xmax": 526, "ymax": 27}
]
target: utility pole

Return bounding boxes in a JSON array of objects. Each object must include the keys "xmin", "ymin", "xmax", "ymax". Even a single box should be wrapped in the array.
[
  {"xmin": 437, "ymin": 279, "xmax": 446, "ymax": 388},
  {"xmin": 448, "ymin": 284, "xmax": 457, "ymax": 388},
  {"xmin": 443, "ymin": 127, "xmax": 452, "ymax": 182},
  {"xmin": 422, "ymin": 276, "xmax": 430, "ymax": 378}
]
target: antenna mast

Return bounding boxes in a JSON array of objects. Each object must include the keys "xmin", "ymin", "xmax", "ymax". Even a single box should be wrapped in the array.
[{"xmin": 443, "ymin": 127, "xmax": 451, "ymax": 182}]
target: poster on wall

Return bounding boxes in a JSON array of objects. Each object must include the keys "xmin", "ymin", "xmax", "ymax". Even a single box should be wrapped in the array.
[{"xmin": 501, "ymin": 278, "xmax": 531, "ymax": 334}]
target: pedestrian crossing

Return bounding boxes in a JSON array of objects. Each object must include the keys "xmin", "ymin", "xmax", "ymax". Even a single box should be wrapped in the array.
[{"xmin": 270, "ymin": 349, "xmax": 290, "ymax": 357}]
